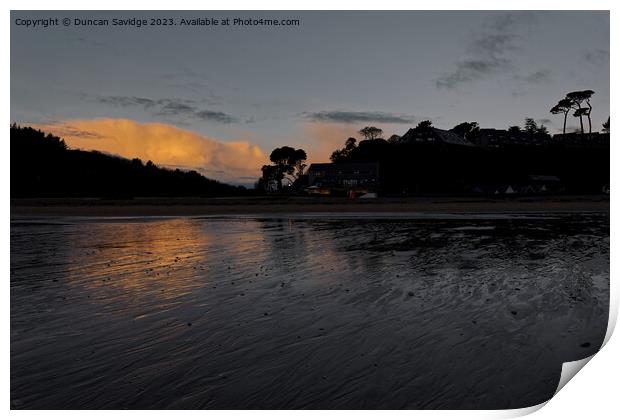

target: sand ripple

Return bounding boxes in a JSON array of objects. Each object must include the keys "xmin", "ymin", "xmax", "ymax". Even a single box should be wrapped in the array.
[{"xmin": 10, "ymin": 213, "xmax": 609, "ymax": 409}]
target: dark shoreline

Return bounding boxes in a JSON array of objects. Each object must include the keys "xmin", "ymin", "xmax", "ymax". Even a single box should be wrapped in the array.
[{"xmin": 11, "ymin": 195, "xmax": 610, "ymax": 217}]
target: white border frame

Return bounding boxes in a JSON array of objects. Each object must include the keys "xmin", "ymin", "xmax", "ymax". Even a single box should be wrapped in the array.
[{"xmin": 3, "ymin": 2, "xmax": 616, "ymax": 419}]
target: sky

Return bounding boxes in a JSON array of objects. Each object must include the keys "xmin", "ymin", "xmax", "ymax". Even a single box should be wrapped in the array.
[{"xmin": 11, "ymin": 11, "xmax": 610, "ymax": 185}]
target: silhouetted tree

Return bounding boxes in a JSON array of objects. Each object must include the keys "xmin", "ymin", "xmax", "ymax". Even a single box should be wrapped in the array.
[
  {"xmin": 330, "ymin": 137, "xmax": 358, "ymax": 163},
  {"xmin": 566, "ymin": 90, "xmax": 595, "ymax": 134},
  {"xmin": 358, "ymin": 127, "xmax": 383, "ymax": 140},
  {"xmin": 450, "ymin": 122, "xmax": 480, "ymax": 140},
  {"xmin": 573, "ymin": 108, "xmax": 588, "ymax": 134},
  {"xmin": 323, "ymin": 121, "xmax": 608, "ymax": 196},
  {"xmin": 344, "ymin": 137, "xmax": 357, "ymax": 151},
  {"xmin": 602, "ymin": 117, "xmax": 610, "ymax": 133},
  {"xmin": 263, "ymin": 146, "xmax": 307, "ymax": 190},
  {"xmin": 387, "ymin": 134, "xmax": 401, "ymax": 143},
  {"xmin": 550, "ymin": 98, "xmax": 573, "ymax": 134},
  {"xmin": 330, "ymin": 149, "xmax": 346, "ymax": 163},
  {"xmin": 415, "ymin": 120, "xmax": 433, "ymax": 130},
  {"xmin": 524, "ymin": 118, "xmax": 538, "ymax": 134},
  {"xmin": 259, "ymin": 164, "xmax": 279, "ymax": 191},
  {"xmin": 10, "ymin": 124, "xmax": 247, "ymax": 197},
  {"xmin": 507, "ymin": 125, "xmax": 522, "ymax": 134},
  {"xmin": 582, "ymin": 90, "xmax": 595, "ymax": 134}
]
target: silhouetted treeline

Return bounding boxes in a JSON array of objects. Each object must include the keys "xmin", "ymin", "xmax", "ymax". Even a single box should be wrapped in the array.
[
  {"xmin": 332, "ymin": 137, "xmax": 609, "ymax": 195},
  {"xmin": 10, "ymin": 125, "xmax": 248, "ymax": 198}
]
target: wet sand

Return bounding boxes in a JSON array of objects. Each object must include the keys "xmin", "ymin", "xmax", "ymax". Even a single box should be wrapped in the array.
[
  {"xmin": 10, "ymin": 212, "xmax": 609, "ymax": 409},
  {"xmin": 10, "ymin": 195, "xmax": 610, "ymax": 217}
]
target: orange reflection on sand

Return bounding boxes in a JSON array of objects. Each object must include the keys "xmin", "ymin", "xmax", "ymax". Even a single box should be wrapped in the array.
[{"xmin": 64, "ymin": 219, "xmax": 215, "ymax": 300}]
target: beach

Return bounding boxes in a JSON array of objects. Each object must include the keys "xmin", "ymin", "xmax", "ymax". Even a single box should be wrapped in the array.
[{"xmin": 10, "ymin": 210, "xmax": 609, "ymax": 409}]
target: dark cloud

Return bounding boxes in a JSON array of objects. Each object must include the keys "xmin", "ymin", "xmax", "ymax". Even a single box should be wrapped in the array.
[
  {"xmin": 194, "ymin": 110, "xmax": 237, "ymax": 124},
  {"xmin": 436, "ymin": 12, "xmax": 537, "ymax": 89},
  {"xmin": 32, "ymin": 123, "xmax": 104, "ymax": 140},
  {"xmin": 98, "ymin": 95, "xmax": 157, "ymax": 108},
  {"xmin": 61, "ymin": 129, "xmax": 103, "ymax": 139},
  {"xmin": 435, "ymin": 58, "xmax": 510, "ymax": 89},
  {"xmin": 96, "ymin": 95, "xmax": 237, "ymax": 124},
  {"xmin": 304, "ymin": 110, "xmax": 416, "ymax": 124},
  {"xmin": 157, "ymin": 101, "xmax": 196, "ymax": 116},
  {"xmin": 514, "ymin": 69, "xmax": 552, "ymax": 84}
]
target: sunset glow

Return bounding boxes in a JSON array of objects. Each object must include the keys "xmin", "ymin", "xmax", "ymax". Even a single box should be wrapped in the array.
[{"xmin": 34, "ymin": 119, "xmax": 269, "ymax": 184}]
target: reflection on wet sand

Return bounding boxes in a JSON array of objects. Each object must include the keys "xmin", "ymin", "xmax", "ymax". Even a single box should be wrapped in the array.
[{"xmin": 10, "ymin": 214, "xmax": 609, "ymax": 409}]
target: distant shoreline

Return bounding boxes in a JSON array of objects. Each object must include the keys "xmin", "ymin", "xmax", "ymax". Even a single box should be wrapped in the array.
[{"xmin": 10, "ymin": 195, "xmax": 610, "ymax": 217}]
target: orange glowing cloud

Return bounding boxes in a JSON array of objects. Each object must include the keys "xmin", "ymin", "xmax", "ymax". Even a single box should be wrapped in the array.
[{"xmin": 33, "ymin": 119, "xmax": 269, "ymax": 184}]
